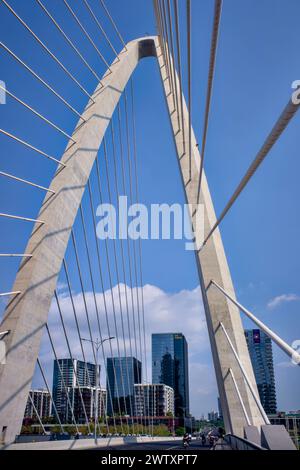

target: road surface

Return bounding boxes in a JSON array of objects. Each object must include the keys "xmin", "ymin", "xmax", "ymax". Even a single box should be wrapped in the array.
[{"xmin": 101, "ymin": 439, "xmax": 211, "ymax": 451}]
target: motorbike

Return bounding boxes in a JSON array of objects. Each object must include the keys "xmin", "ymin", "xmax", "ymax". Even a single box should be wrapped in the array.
[
  {"xmin": 183, "ymin": 438, "xmax": 190, "ymax": 449},
  {"xmin": 182, "ymin": 434, "xmax": 191, "ymax": 448}
]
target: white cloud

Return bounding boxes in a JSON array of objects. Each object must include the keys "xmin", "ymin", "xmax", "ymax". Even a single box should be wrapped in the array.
[
  {"xmin": 36, "ymin": 283, "xmax": 217, "ymax": 418},
  {"xmin": 267, "ymin": 294, "xmax": 300, "ymax": 310},
  {"xmin": 56, "ymin": 281, "xmax": 68, "ymax": 293}
]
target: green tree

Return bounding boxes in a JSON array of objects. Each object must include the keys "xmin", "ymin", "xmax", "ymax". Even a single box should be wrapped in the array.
[
  {"xmin": 21, "ymin": 425, "xmax": 33, "ymax": 435},
  {"xmin": 175, "ymin": 427, "xmax": 185, "ymax": 436},
  {"xmin": 153, "ymin": 425, "xmax": 170, "ymax": 437}
]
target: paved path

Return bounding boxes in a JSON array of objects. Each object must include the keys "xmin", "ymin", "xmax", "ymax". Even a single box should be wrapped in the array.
[{"xmin": 101, "ymin": 439, "xmax": 211, "ymax": 451}]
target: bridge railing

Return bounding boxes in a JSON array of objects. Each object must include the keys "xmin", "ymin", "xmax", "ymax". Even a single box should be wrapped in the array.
[
  {"xmin": 224, "ymin": 434, "xmax": 266, "ymax": 451},
  {"xmin": 268, "ymin": 416, "xmax": 300, "ymax": 450}
]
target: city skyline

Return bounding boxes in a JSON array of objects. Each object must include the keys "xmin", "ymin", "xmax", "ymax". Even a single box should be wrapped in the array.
[
  {"xmin": 29, "ymin": 320, "xmax": 299, "ymax": 419},
  {"xmin": 29, "ymin": 331, "xmax": 192, "ymax": 421},
  {"xmin": 23, "ymin": 326, "xmax": 298, "ymax": 425}
]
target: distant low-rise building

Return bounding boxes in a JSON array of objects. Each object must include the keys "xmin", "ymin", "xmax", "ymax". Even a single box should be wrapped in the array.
[
  {"xmin": 24, "ymin": 389, "xmax": 51, "ymax": 420},
  {"xmin": 134, "ymin": 383, "xmax": 174, "ymax": 417}
]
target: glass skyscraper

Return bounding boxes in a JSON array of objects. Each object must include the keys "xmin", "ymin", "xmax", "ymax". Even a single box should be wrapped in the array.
[
  {"xmin": 52, "ymin": 358, "xmax": 97, "ymax": 422},
  {"xmin": 245, "ymin": 329, "xmax": 277, "ymax": 414},
  {"xmin": 152, "ymin": 333, "xmax": 189, "ymax": 417},
  {"xmin": 106, "ymin": 357, "xmax": 141, "ymax": 416}
]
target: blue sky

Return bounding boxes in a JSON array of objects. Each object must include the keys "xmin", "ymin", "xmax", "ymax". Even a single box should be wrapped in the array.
[{"xmin": 0, "ymin": 0, "xmax": 300, "ymax": 417}]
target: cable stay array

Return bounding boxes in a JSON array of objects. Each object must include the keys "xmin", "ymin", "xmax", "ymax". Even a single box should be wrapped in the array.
[{"xmin": 0, "ymin": 0, "xmax": 150, "ymax": 437}]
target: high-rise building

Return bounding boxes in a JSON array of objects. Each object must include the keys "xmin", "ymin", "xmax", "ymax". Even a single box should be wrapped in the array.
[
  {"xmin": 134, "ymin": 384, "xmax": 174, "ymax": 417},
  {"xmin": 152, "ymin": 333, "xmax": 189, "ymax": 417},
  {"xmin": 245, "ymin": 329, "xmax": 277, "ymax": 414},
  {"xmin": 67, "ymin": 386, "xmax": 107, "ymax": 424},
  {"xmin": 52, "ymin": 359, "xmax": 98, "ymax": 422},
  {"xmin": 218, "ymin": 397, "xmax": 223, "ymax": 421},
  {"xmin": 208, "ymin": 410, "xmax": 219, "ymax": 422},
  {"xmin": 24, "ymin": 389, "xmax": 51, "ymax": 420},
  {"xmin": 106, "ymin": 357, "xmax": 141, "ymax": 416}
]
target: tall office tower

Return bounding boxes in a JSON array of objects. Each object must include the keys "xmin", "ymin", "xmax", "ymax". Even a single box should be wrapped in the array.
[
  {"xmin": 152, "ymin": 333, "xmax": 189, "ymax": 417},
  {"xmin": 245, "ymin": 329, "xmax": 277, "ymax": 414},
  {"xmin": 24, "ymin": 389, "xmax": 51, "ymax": 420},
  {"xmin": 134, "ymin": 384, "xmax": 174, "ymax": 417},
  {"xmin": 218, "ymin": 397, "xmax": 223, "ymax": 421},
  {"xmin": 52, "ymin": 358, "xmax": 98, "ymax": 422},
  {"xmin": 106, "ymin": 357, "xmax": 141, "ymax": 416}
]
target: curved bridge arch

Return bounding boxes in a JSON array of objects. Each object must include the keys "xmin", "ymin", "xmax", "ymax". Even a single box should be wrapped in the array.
[{"xmin": 0, "ymin": 36, "xmax": 264, "ymax": 444}]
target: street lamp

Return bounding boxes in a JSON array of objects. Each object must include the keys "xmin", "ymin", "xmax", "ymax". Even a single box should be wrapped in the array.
[{"xmin": 81, "ymin": 336, "xmax": 115, "ymax": 443}]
